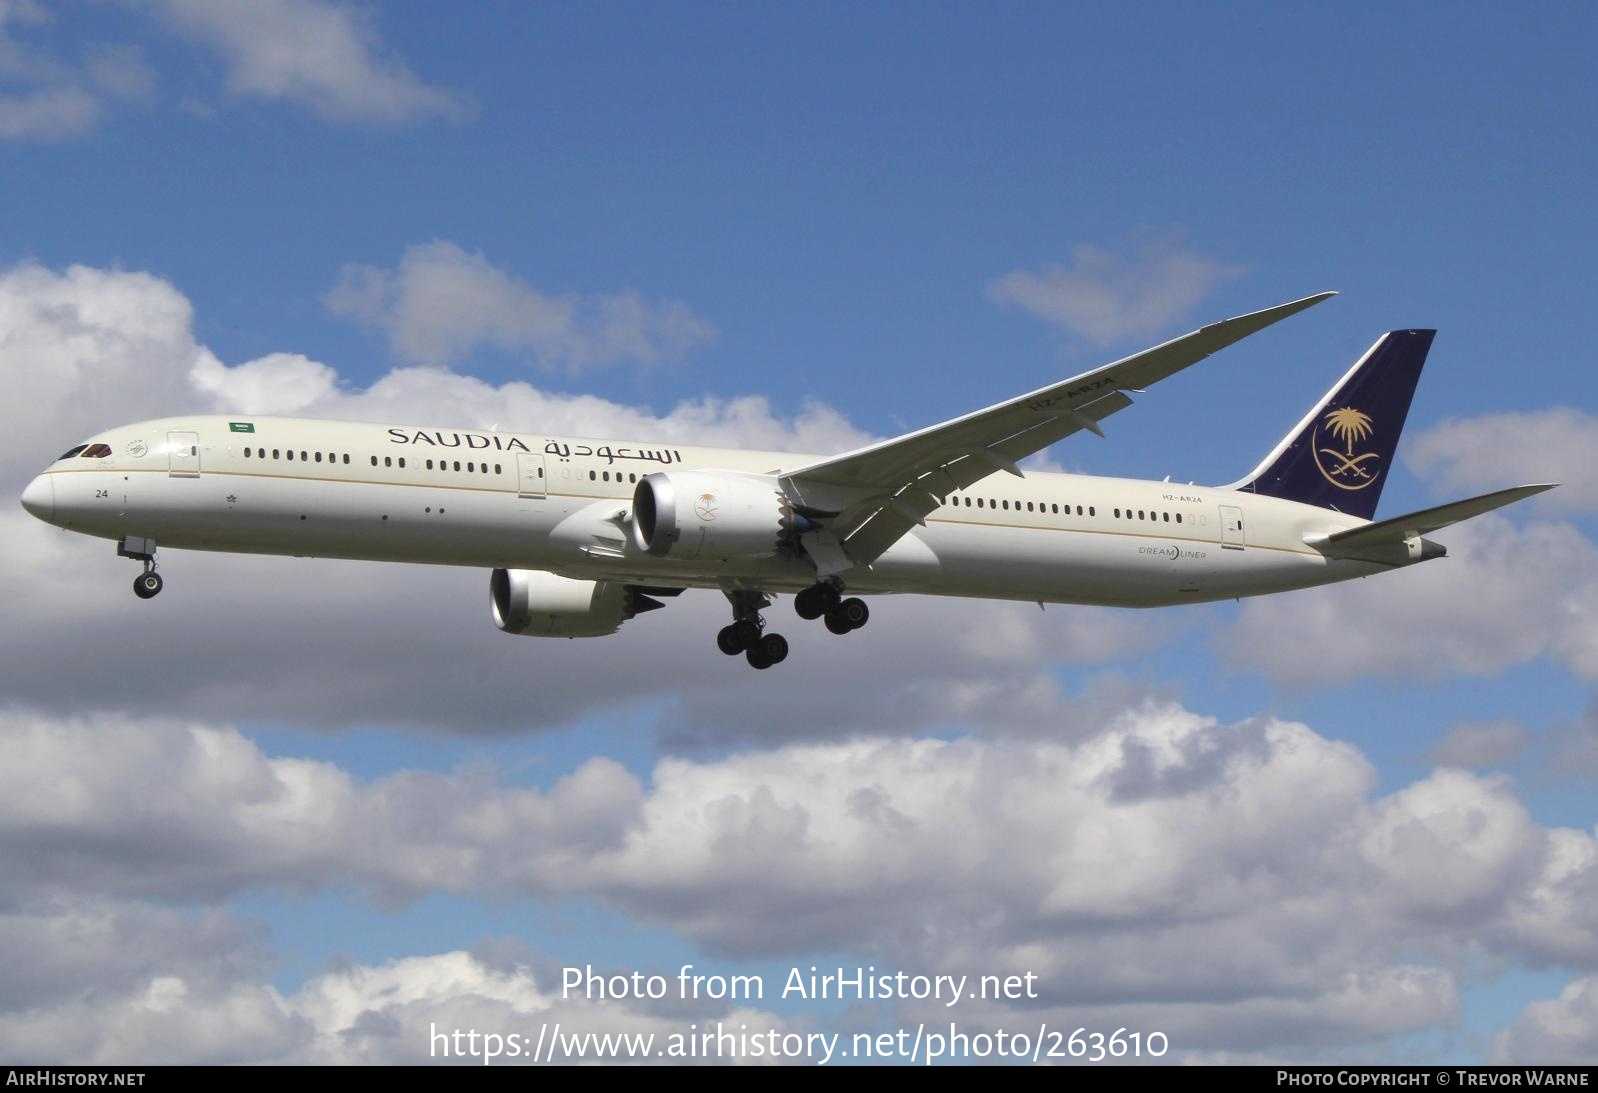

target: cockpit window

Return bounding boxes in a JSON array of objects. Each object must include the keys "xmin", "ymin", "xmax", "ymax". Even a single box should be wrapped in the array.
[
  {"xmin": 57, "ymin": 444, "xmax": 88, "ymax": 461},
  {"xmin": 80, "ymin": 443, "xmax": 113, "ymax": 458}
]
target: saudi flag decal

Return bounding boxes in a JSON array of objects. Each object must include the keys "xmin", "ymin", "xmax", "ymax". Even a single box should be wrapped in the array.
[{"xmin": 229, "ymin": 422, "xmax": 255, "ymax": 433}]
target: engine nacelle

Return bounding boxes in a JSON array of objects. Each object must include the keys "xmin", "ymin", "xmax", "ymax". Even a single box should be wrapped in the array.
[
  {"xmin": 631, "ymin": 470, "xmax": 795, "ymax": 561},
  {"xmin": 490, "ymin": 569, "xmax": 631, "ymax": 638}
]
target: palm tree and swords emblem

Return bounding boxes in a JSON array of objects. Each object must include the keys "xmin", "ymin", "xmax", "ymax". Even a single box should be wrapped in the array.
[{"xmin": 1314, "ymin": 406, "xmax": 1381, "ymax": 490}]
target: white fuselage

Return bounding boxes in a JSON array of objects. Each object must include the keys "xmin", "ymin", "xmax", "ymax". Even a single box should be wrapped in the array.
[{"xmin": 23, "ymin": 415, "xmax": 1395, "ymax": 607}]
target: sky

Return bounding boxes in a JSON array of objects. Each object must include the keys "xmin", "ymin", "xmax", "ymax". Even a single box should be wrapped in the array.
[{"xmin": 2, "ymin": 0, "xmax": 1598, "ymax": 1066}]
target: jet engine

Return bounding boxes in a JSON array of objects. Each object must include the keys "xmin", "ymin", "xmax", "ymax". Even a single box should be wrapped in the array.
[
  {"xmin": 490, "ymin": 569, "xmax": 665, "ymax": 638},
  {"xmin": 631, "ymin": 470, "xmax": 810, "ymax": 561}
]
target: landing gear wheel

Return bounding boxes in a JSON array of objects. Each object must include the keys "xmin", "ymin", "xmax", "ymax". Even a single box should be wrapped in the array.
[
  {"xmin": 133, "ymin": 571, "xmax": 163, "ymax": 599},
  {"xmin": 732, "ymin": 618, "xmax": 762, "ymax": 649},
  {"xmin": 757, "ymin": 632, "xmax": 788, "ymax": 665},
  {"xmin": 838, "ymin": 597, "xmax": 869, "ymax": 629},
  {"xmin": 722, "ymin": 588, "xmax": 779, "ymax": 667},
  {"xmin": 794, "ymin": 585, "xmax": 829, "ymax": 620},
  {"xmin": 825, "ymin": 597, "xmax": 868, "ymax": 634}
]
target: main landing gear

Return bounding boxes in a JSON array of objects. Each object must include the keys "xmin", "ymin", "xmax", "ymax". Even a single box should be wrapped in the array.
[
  {"xmin": 715, "ymin": 583, "xmax": 872, "ymax": 669},
  {"xmin": 794, "ymin": 581, "xmax": 869, "ymax": 636},
  {"xmin": 717, "ymin": 589, "xmax": 789, "ymax": 670},
  {"xmin": 118, "ymin": 536, "xmax": 163, "ymax": 599}
]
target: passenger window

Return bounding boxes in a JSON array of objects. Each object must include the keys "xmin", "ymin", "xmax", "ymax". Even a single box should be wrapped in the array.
[
  {"xmin": 398, "ymin": 458, "xmax": 406, "ymax": 468},
  {"xmin": 370, "ymin": 456, "xmax": 377, "ymax": 466},
  {"xmin": 538, "ymin": 467, "xmax": 544, "ymax": 478},
  {"xmin": 300, "ymin": 451, "xmax": 307, "ymax": 461},
  {"xmin": 287, "ymin": 450, "xmax": 295, "ymax": 461},
  {"xmin": 495, "ymin": 464, "xmax": 502, "ymax": 475},
  {"xmin": 384, "ymin": 457, "xmax": 392, "ymax": 467},
  {"xmin": 426, "ymin": 459, "xmax": 434, "ymax": 470},
  {"xmin": 315, "ymin": 452, "xmax": 323, "ymax": 463},
  {"xmin": 468, "ymin": 462, "xmax": 475, "ymax": 473},
  {"xmin": 588, "ymin": 470, "xmax": 596, "ymax": 481},
  {"xmin": 977, "ymin": 498, "xmax": 984, "ymax": 508},
  {"xmin": 1114, "ymin": 508, "xmax": 1120, "ymax": 518},
  {"xmin": 1175, "ymin": 513, "xmax": 1182, "ymax": 524},
  {"xmin": 243, "ymin": 447, "xmax": 252, "ymax": 458},
  {"xmin": 1026, "ymin": 502, "xmax": 1034, "ymax": 512}
]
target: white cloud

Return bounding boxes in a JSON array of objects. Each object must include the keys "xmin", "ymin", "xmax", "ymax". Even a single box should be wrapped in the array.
[
  {"xmin": 84, "ymin": 43, "xmax": 157, "ymax": 103},
  {"xmin": 4, "ymin": 703, "xmax": 1597, "ymax": 1057},
  {"xmin": 0, "ymin": 920, "xmax": 783, "ymax": 1064},
  {"xmin": 328, "ymin": 242, "xmax": 718, "ymax": 369},
  {"xmin": 152, "ymin": 0, "xmax": 470, "ymax": 124},
  {"xmin": 0, "ymin": 0, "xmax": 56, "ymax": 82},
  {"xmin": 1494, "ymin": 975, "xmax": 1598, "ymax": 1064},
  {"xmin": 988, "ymin": 231, "xmax": 1247, "ymax": 345},
  {"xmin": 0, "ymin": 84, "xmax": 97, "ymax": 139},
  {"xmin": 190, "ymin": 351, "xmax": 342, "ymax": 415},
  {"xmin": 1408, "ymin": 409, "xmax": 1590, "ymax": 514},
  {"xmin": 0, "ymin": 261, "xmax": 210, "ymax": 461},
  {"xmin": 1423, "ymin": 718, "xmax": 1531, "ymax": 769},
  {"xmin": 1223, "ymin": 514, "xmax": 1598, "ymax": 685},
  {"xmin": 0, "ymin": 5, "xmax": 152, "ymax": 139}
]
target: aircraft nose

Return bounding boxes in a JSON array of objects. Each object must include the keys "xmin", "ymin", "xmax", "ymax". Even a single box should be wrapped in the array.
[{"xmin": 20, "ymin": 474, "xmax": 54, "ymax": 522}]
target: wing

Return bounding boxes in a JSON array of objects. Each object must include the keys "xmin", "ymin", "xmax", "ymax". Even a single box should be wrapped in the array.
[{"xmin": 780, "ymin": 291, "xmax": 1337, "ymax": 569}]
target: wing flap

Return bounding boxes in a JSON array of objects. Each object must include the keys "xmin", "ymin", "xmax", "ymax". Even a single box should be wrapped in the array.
[{"xmin": 838, "ymin": 392, "xmax": 1133, "ymax": 563}]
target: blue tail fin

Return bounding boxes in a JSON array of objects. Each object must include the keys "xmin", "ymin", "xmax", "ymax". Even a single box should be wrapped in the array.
[{"xmin": 1230, "ymin": 329, "xmax": 1434, "ymax": 520}]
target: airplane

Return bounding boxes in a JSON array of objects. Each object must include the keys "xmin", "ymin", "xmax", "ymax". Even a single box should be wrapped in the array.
[{"xmin": 18, "ymin": 291, "xmax": 1554, "ymax": 670}]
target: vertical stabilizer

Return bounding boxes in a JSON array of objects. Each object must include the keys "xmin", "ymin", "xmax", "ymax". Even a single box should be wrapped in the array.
[{"xmin": 1229, "ymin": 329, "xmax": 1434, "ymax": 519}]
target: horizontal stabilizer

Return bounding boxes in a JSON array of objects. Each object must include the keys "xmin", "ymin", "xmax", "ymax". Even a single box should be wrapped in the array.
[{"xmin": 1309, "ymin": 483, "xmax": 1555, "ymax": 554}]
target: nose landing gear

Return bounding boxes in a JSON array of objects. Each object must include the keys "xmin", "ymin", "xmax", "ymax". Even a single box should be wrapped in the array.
[
  {"xmin": 133, "ymin": 569, "xmax": 163, "ymax": 599},
  {"xmin": 118, "ymin": 536, "xmax": 163, "ymax": 599}
]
